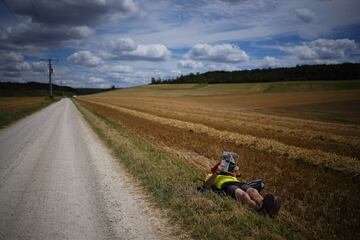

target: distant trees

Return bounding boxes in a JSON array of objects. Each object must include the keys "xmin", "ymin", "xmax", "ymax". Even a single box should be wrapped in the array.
[
  {"xmin": 150, "ymin": 77, "xmax": 162, "ymax": 84},
  {"xmin": 0, "ymin": 81, "xmax": 76, "ymax": 92},
  {"xmin": 149, "ymin": 63, "xmax": 360, "ymax": 84}
]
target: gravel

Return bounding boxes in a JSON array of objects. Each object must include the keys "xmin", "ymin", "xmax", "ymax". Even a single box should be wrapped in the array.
[{"xmin": 0, "ymin": 98, "xmax": 178, "ymax": 240}]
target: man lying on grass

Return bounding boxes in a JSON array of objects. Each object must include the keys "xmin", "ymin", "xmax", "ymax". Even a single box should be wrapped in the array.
[{"xmin": 203, "ymin": 152, "xmax": 282, "ymax": 218}]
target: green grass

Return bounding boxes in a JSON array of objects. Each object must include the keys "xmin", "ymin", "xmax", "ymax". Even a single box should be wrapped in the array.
[
  {"xmin": 96, "ymin": 80, "xmax": 360, "ymax": 97},
  {"xmin": 262, "ymin": 80, "xmax": 360, "ymax": 93},
  {"xmin": 0, "ymin": 97, "xmax": 58, "ymax": 128},
  {"xmin": 74, "ymin": 99, "xmax": 304, "ymax": 240}
]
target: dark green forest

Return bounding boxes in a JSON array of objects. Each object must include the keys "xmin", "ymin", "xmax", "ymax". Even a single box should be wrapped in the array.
[
  {"xmin": 0, "ymin": 82, "xmax": 113, "ymax": 97},
  {"xmin": 151, "ymin": 63, "xmax": 360, "ymax": 84}
]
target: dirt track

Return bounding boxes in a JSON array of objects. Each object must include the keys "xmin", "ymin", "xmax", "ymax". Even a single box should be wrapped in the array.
[{"xmin": 0, "ymin": 98, "xmax": 175, "ymax": 240}]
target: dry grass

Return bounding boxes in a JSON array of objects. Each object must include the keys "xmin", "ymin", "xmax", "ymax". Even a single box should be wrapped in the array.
[{"xmin": 78, "ymin": 83, "xmax": 360, "ymax": 240}]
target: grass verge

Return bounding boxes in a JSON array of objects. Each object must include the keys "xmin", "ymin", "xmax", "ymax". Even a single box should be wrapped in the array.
[
  {"xmin": 74, "ymin": 99, "xmax": 304, "ymax": 240},
  {"xmin": 0, "ymin": 97, "xmax": 59, "ymax": 128}
]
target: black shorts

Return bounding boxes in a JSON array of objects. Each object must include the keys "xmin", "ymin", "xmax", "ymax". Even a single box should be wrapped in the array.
[{"xmin": 221, "ymin": 182, "xmax": 253, "ymax": 198}]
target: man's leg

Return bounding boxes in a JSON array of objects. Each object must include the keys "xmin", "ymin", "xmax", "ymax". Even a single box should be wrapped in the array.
[
  {"xmin": 234, "ymin": 188, "xmax": 260, "ymax": 209},
  {"xmin": 246, "ymin": 188, "xmax": 263, "ymax": 205}
]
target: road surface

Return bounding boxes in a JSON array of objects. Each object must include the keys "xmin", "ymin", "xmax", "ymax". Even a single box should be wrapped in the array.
[{"xmin": 0, "ymin": 98, "xmax": 176, "ymax": 240}]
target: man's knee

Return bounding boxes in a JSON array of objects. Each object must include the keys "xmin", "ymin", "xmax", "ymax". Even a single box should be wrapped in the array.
[{"xmin": 246, "ymin": 188, "xmax": 258, "ymax": 196}]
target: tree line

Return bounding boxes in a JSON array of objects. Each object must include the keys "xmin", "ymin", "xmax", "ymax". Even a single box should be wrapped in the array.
[
  {"xmin": 150, "ymin": 63, "xmax": 360, "ymax": 84},
  {"xmin": 0, "ymin": 81, "xmax": 115, "ymax": 96}
]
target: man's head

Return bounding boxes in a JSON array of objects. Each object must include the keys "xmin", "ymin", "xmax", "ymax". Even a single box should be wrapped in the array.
[{"xmin": 221, "ymin": 151, "xmax": 239, "ymax": 173}]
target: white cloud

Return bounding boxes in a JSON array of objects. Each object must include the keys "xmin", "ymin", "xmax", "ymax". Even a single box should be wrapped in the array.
[
  {"xmin": 108, "ymin": 38, "xmax": 137, "ymax": 51},
  {"xmin": 67, "ymin": 50, "xmax": 103, "ymax": 67},
  {"xmin": 262, "ymin": 56, "xmax": 280, "ymax": 68},
  {"xmin": 178, "ymin": 59, "xmax": 203, "ymax": 69},
  {"xmin": 127, "ymin": 44, "xmax": 171, "ymax": 60},
  {"xmin": 280, "ymin": 38, "xmax": 357, "ymax": 60},
  {"xmin": 105, "ymin": 38, "xmax": 171, "ymax": 61},
  {"xmin": 186, "ymin": 43, "xmax": 249, "ymax": 62},
  {"xmin": 294, "ymin": 8, "xmax": 315, "ymax": 23}
]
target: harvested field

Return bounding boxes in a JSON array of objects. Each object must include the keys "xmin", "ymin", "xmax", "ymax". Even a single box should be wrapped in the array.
[
  {"xmin": 0, "ymin": 97, "xmax": 47, "ymax": 110},
  {"xmin": 79, "ymin": 82, "xmax": 360, "ymax": 240},
  {"xmin": 0, "ymin": 97, "xmax": 56, "ymax": 127}
]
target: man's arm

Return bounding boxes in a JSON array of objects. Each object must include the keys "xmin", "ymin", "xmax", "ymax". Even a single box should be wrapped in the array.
[{"xmin": 203, "ymin": 164, "xmax": 223, "ymax": 189}]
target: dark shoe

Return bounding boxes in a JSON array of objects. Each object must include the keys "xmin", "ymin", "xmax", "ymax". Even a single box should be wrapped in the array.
[
  {"xmin": 260, "ymin": 193, "xmax": 274, "ymax": 215},
  {"xmin": 268, "ymin": 197, "xmax": 282, "ymax": 218}
]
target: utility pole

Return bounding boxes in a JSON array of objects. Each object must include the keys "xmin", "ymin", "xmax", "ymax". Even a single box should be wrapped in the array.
[
  {"xmin": 48, "ymin": 59, "xmax": 53, "ymax": 98},
  {"xmin": 41, "ymin": 58, "xmax": 58, "ymax": 98},
  {"xmin": 61, "ymin": 78, "xmax": 64, "ymax": 97}
]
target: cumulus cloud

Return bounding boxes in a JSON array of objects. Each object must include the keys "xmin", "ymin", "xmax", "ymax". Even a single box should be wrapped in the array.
[
  {"xmin": 7, "ymin": 0, "xmax": 138, "ymax": 27},
  {"xmin": 105, "ymin": 38, "xmax": 171, "ymax": 61},
  {"xmin": 280, "ymin": 38, "xmax": 357, "ymax": 60},
  {"xmin": 294, "ymin": 8, "xmax": 315, "ymax": 23},
  {"xmin": 0, "ymin": 0, "xmax": 136, "ymax": 50},
  {"xmin": 0, "ymin": 62, "xmax": 31, "ymax": 72},
  {"xmin": 262, "ymin": 56, "xmax": 280, "ymax": 68},
  {"xmin": 0, "ymin": 51, "xmax": 24, "ymax": 64},
  {"xmin": 108, "ymin": 38, "xmax": 137, "ymax": 52},
  {"xmin": 0, "ymin": 23, "xmax": 93, "ymax": 49},
  {"xmin": 67, "ymin": 50, "xmax": 103, "ymax": 67},
  {"xmin": 178, "ymin": 59, "xmax": 203, "ymax": 69},
  {"xmin": 186, "ymin": 43, "xmax": 249, "ymax": 62},
  {"xmin": 0, "ymin": 52, "xmax": 47, "ymax": 81},
  {"xmin": 126, "ymin": 44, "xmax": 171, "ymax": 60}
]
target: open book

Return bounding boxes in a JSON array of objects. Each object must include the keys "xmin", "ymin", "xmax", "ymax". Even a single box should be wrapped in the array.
[{"xmin": 220, "ymin": 151, "xmax": 239, "ymax": 173}]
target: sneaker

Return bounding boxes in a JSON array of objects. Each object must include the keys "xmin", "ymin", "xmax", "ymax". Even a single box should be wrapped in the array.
[
  {"xmin": 268, "ymin": 197, "xmax": 282, "ymax": 218},
  {"xmin": 260, "ymin": 193, "xmax": 274, "ymax": 215}
]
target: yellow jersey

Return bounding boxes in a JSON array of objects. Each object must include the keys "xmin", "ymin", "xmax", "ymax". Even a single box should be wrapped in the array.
[{"xmin": 205, "ymin": 173, "xmax": 240, "ymax": 189}]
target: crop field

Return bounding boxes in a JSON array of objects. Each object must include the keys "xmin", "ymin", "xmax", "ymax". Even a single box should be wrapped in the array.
[
  {"xmin": 78, "ymin": 81, "xmax": 360, "ymax": 240},
  {"xmin": 0, "ymin": 97, "xmax": 56, "ymax": 127}
]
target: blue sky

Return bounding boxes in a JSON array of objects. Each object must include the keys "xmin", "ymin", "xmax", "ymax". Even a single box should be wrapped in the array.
[{"xmin": 0, "ymin": 0, "xmax": 359, "ymax": 88}]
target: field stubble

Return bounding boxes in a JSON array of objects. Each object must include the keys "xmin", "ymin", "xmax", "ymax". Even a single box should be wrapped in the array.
[{"xmin": 79, "ymin": 88, "xmax": 360, "ymax": 240}]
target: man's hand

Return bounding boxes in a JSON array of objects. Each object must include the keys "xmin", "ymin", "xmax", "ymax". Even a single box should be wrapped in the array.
[{"xmin": 216, "ymin": 164, "xmax": 224, "ymax": 174}]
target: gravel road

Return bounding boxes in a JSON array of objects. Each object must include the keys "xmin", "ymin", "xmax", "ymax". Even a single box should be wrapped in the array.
[{"xmin": 0, "ymin": 98, "xmax": 177, "ymax": 240}]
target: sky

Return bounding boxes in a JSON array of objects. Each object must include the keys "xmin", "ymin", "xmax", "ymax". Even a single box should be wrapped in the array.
[{"xmin": 0, "ymin": 0, "xmax": 359, "ymax": 88}]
